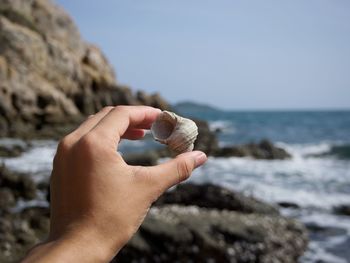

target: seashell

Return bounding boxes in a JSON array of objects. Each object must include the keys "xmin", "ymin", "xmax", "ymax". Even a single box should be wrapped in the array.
[{"xmin": 151, "ymin": 111, "xmax": 198, "ymax": 154}]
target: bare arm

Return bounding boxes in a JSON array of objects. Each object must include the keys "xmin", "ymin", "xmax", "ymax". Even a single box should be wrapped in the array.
[{"xmin": 22, "ymin": 106, "xmax": 207, "ymax": 262}]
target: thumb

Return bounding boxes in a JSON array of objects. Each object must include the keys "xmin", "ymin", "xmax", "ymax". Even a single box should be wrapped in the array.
[{"xmin": 147, "ymin": 151, "xmax": 207, "ymax": 191}]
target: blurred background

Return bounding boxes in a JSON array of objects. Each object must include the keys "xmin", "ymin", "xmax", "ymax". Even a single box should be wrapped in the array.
[
  {"xmin": 57, "ymin": 0, "xmax": 350, "ymax": 110},
  {"xmin": 0, "ymin": 0, "xmax": 349, "ymax": 262}
]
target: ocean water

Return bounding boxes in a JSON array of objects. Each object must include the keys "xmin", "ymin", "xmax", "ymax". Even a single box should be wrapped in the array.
[
  {"xmin": 179, "ymin": 108, "xmax": 350, "ymax": 263},
  {"xmin": 1, "ymin": 109, "xmax": 350, "ymax": 262}
]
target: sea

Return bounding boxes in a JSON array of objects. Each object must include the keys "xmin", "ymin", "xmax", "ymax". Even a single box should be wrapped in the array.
[{"xmin": 1, "ymin": 106, "xmax": 350, "ymax": 263}]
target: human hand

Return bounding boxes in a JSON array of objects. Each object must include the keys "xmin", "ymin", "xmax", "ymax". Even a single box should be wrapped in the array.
[{"xmin": 22, "ymin": 106, "xmax": 207, "ymax": 262}]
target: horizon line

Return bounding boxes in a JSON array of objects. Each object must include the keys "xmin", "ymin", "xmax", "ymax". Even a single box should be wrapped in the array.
[{"xmin": 173, "ymin": 101, "xmax": 350, "ymax": 112}]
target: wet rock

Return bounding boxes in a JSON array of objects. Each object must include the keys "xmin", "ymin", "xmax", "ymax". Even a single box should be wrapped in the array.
[
  {"xmin": 0, "ymin": 165, "xmax": 37, "ymax": 200},
  {"xmin": 305, "ymin": 223, "xmax": 347, "ymax": 244},
  {"xmin": 20, "ymin": 207, "xmax": 50, "ymax": 238},
  {"xmin": 0, "ymin": 144, "xmax": 27, "ymax": 157},
  {"xmin": 278, "ymin": 202, "xmax": 300, "ymax": 209},
  {"xmin": 114, "ymin": 205, "xmax": 308, "ymax": 263},
  {"xmin": 215, "ymin": 139, "xmax": 291, "ymax": 160},
  {"xmin": 124, "ymin": 151, "xmax": 159, "ymax": 166},
  {"xmin": 333, "ymin": 204, "xmax": 350, "ymax": 216},
  {"xmin": 0, "ymin": 188, "xmax": 16, "ymax": 210},
  {"xmin": 193, "ymin": 119, "xmax": 219, "ymax": 155},
  {"xmin": 311, "ymin": 144, "xmax": 350, "ymax": 160},
  {"xmin": 155, "ymin": 183, "xmax": 279, "ymax": 215},
  {"xmin": 305, "ymin": 223, "xmax": 346, "ymax": 236}
]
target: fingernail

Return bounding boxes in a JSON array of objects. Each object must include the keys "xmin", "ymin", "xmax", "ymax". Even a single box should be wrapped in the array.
[{"xmin": 194, "ymin": 152, "xmax": 207, "ymax": 168}]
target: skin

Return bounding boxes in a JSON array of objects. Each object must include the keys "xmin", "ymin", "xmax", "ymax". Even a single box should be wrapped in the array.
[{"xmin": 21, "ymin": 105, "xmax": 207, "ymax": 262}]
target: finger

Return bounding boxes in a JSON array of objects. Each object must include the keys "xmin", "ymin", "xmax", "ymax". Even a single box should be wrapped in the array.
[
  {"xmin": 91, "ymin": 106, "xmax": 161, "ymax": 145},
  {"xmin": 122, "ymin": 129, "xmax": 145, "ymax": 140},
  {"xmin": 146, "ymin": 151, "xmax": 207, "ymax": 191},
  {"xmin": 72, "ymin": 106, "xmax": 114, "ymax": 138}
]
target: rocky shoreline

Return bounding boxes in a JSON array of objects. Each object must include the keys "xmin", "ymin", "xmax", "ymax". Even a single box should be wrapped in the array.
[
  {"xmin": 123, "ymin": 119, "xmax": 292, "ymax": 165},
  {"xmin": 0, "ymin": 164, "xmax": 308, "ymax": 263},
  {"xmin": 0, "ymin": 1, "xmax": 308, "ymax": 262}
]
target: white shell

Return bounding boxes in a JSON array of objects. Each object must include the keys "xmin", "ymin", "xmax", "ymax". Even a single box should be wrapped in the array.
[{"xmin": 151, "ymin": 111, "xmax": 198, "ymax": 154}]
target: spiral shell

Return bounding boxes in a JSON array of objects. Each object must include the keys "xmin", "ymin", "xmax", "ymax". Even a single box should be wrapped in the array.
[{"xmin": 151, "ymin": 111, "xmax": 198, "ymax": 154}]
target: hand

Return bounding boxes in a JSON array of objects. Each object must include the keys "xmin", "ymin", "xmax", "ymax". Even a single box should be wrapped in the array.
[{"xmin": 22, "ymin": 106, "xmax": 207, "ymax": 262}]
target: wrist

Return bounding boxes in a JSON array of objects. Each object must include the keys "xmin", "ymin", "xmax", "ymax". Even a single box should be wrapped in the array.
[{"xmin": 22, "ymin": 226, "xmax": 127, "ymax": 263}]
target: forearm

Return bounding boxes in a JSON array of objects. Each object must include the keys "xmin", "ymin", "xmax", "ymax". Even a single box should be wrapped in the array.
[{"xmin": 22, "ymin": 230, "xmax": 125, "ymax": 263}]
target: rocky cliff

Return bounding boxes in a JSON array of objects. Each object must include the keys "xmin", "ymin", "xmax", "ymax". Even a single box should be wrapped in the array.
[{"xmin": 0, "ymin": 0, "xmax": 170, "ymax": 137}]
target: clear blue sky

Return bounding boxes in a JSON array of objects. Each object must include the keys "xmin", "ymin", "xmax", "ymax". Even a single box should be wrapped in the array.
[{"xmin": 56, "ymin": 0, "xmax": 350, "ymax": 110}]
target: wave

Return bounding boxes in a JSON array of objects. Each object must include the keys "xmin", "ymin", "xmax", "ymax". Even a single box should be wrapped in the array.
[
  {"xmin": 277, "ymin": 141, "xmax": 350, "ymax": 160},
  {"xmin": 188, "ymin": 152, "xmax": 350, "ymax": 210},
  {"xmin": 320, "ymin": 144, "xmax": 350, "ymax": 160},
  {"xmin": 1, "ymin": 140, "xmax": 57, "ymax": 182}
]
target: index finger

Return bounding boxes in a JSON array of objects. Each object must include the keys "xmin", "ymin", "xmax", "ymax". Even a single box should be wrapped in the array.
[{"xmin": 91, "ymin": 105, "xmax": 161, "ymax": 145}]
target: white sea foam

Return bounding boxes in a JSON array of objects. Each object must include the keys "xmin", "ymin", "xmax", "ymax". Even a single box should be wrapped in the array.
[
  {"xmin": 189, "ymin": 148, "xmax": 350, "ymax": 263},
  {"xmin": 278, "ymin": 140, "xmax": 348, "ymax": 158},
  {"xmin": 2, "ymin": 139, "xmax": 350, "ymax": 262},
  {"xmin": 190, "ymin": 153, "xmax": 350, "ymax": 210},
  {"xmin": 1, "ymin": 140, "xmax": 57, "ymax": 182}
]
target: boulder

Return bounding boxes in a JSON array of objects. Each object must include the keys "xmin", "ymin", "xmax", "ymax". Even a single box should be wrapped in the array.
[
  {"xmin": 0, "ymin": 188, "xmax": 16, "ymax": 210},
  {"xmin": 193, "ymin": 119, "xmax": 219, "ymax": 155},
  {"xmin": 0, "ymin": 143, "xmax": 27, "ymax": 157},
  {"xmin": 333, "ymin": 204, "xmax": 350, "ymax": 216},
  {"xmin": 0, "ymin": 165, "xmax": 37, "ymax": 200},
  {"xmin": 0, "ymin": 0, "xmax": 170, "ymax": 138},
  {"xmin": 215, "ymin": 139, "xmax": 291, "ymax": 160},
  {"xmin": 278, "ymin": 202, "xmax": 300, "ymax": 209},
  {"xmin": 124, "ymin": 151, "xmax": 159, "ymax": 167},
  {"xmin": 114, "ymin": 205, "xmax": 308, "ymax": 263},
  {"xmin": 0, "ymin": 206, "xmax": 50, "ymax": 263},
  {"xmin": 155, "ymin": 183, "xmax": 279, "ymax": 215}
]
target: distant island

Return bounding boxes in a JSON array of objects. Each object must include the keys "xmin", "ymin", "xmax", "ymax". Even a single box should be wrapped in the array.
[{"xmin": 173, "ymin": 101, "xmax": 223, "ymax": 115}]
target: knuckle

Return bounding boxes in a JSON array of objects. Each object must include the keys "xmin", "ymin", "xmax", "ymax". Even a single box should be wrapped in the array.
[
  {"xmin": 101, "ymin": 106, "xmax": 114, "ymax": 113},
  {"xmin": 57, "ymin": 135, "xmax": 75, "ymax": 153},
  {"xmin": 78, "ymin": 133, "xmax": 98, "ymax": 151},
  {"xmin": 176, "ymin": 159, "xmax": 193, "ymax": 182},
  {"xmin": 115, "ymin": 105, "xmax": 129, "ymax": 113}
]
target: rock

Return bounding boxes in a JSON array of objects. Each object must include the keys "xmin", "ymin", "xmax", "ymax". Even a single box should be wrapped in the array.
[
  {"xmin": 124, "ymin": 151, "xmax": 159, "ymax": 166},
  {"xmin": 305, "ymin": 223, "xmax": 346, "ymax": 236},
  {"xmin": 114, "ymin": 205, "xmax": 308, "ymax": 263},
  {"xmin": 277, "ymin": 202, "xmax": 300, "ymax": 209},
  {"xmin": 333, "ymin": 204, "xmax": 350, "ymax": 216},
  {"xmin": 311, "ymin": 144, "xmax": 350, "ymax": 160},
  {"xmin": 155, "ymin": 183, "xmax": 279, "ymax": 215},
  {"xmin": 0, "ymin": 188, "xmax": 16, "ymax": 210},
  {"xmin": 0, "ymin": 206, "xmax": 50, "ymax": 263},
  {"xmin": 193, "ymin": 119, "xmax": 219, "ymax": 155},
  {"xmin": 0, "ymin": 0, "xmax": 171, "ymax": 138},
  {"xmin": 0, "ymin": 143, "xmax": 27, "ymax": 157},
  {"xmin": 215, "ymin": 139, "xmax": 291, "ymax": 160},
  {"xmin": 20, "ymin": 207, "xmax": 50, "ymax": 238},
  {"xmin": 136, "ymin": 91, "xmax": 172, "ymax": 110},
  {"xmin": 0, "ymin": 164, "xmax": 37, "ymax": 200}
]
